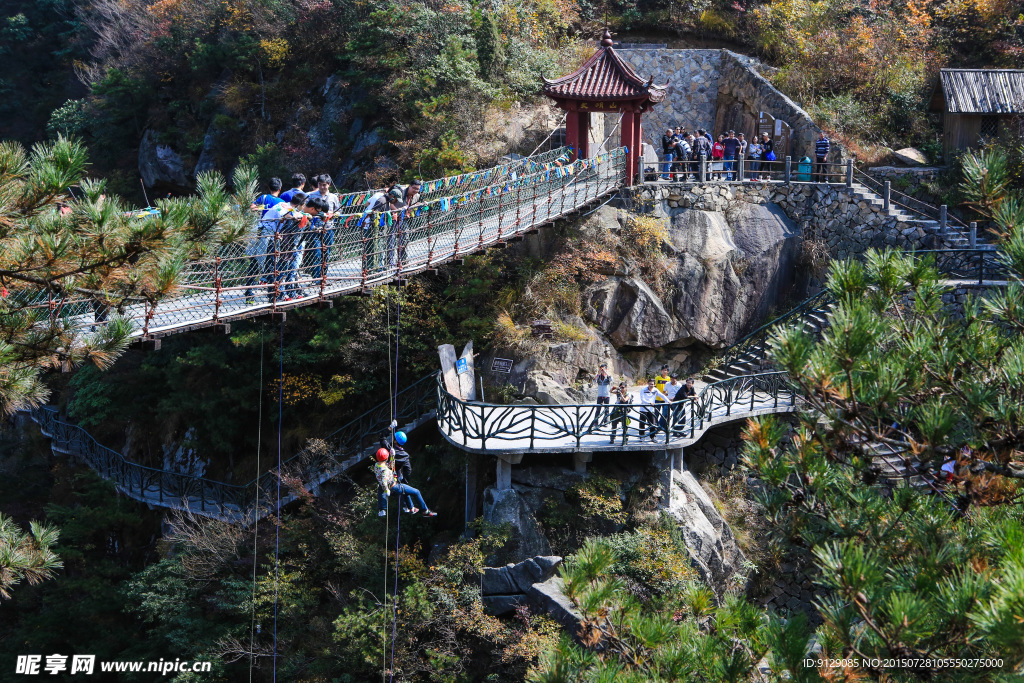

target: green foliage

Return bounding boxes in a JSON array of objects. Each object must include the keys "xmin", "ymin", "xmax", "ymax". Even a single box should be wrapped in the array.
[{"xmin": 0, "ymin": 511, "xmax": 61, "ymax": 600}]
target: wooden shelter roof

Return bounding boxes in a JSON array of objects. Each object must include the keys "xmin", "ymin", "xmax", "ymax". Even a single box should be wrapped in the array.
[{"xmin": 937, "ymin": 69, "xmax": 1024, "ymax": 114}]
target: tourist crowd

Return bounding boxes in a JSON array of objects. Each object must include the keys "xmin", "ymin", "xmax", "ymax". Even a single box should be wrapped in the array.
[
  {"xmin": 246, "ymin": 172, "xmax": 423, "ymax": 303},
  {"xmin": 659, "ymin": 127, "xmax": 831, "ymax": 182},
  {"xmin": 591, "ymin": 363, "xmax": 700, "ymax": 444}
]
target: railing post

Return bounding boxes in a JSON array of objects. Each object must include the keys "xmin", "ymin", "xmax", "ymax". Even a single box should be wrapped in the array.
[
  {"xmin": 970, "ymin": 221, "xmax": 977, "ymax": 248},
  {"xmin": 938, "ymin": 205, "xmax": 948, "ymax": 236},
  {"xmin": 737, "ymin": 154, "xmax": 744, "ymax": 182},
  {"xmin": 318, "ymin": 220, "xmax": 328, "ymax": 299},
  {"xmin": 213, "ymin": 256, "xmax": 222, "ymax": 321},
  {"xmin": 845, "ymin": 159, "xmax": 853, "ymax": 188},
  {"xmin": 883, "ymin": 181, "xmax": 891, "ymax": 212},
  {"xmin": 699, "ymin": 156, "xmax": 707, "ymax": 183},
  {"xmin": 273, "ymin": 232, "xmax": 282, "ymax": 303},
  {"xmin": 529, "ymin": 408, "xmax": 535, "ymax": 450},
  {"xmin": 479, "ymin": 403, "xmax": 487, "ymax": 450},
  {"xmin": 575, "ymin": 406, "xmax": 582, "ymax": 448},
  {"xmin": 784, "ymin": 156, "xmax": 792, "ymax": 184}
]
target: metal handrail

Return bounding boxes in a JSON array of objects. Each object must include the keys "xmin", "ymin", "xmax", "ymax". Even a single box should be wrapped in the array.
[
  {"xmin": 716, "ymin": 290, "xmax": 833, "ymax": 373},
  {"xmin": 28, "ymin": 371, "xmax": 439, "ymax": 523},
  {"xmin": 435, "ymin": 370, "xmax": 799, "ymax": 453},
  {"xmin": 852, "ymin": 168, "xmax": 970, "ymax": 231}
]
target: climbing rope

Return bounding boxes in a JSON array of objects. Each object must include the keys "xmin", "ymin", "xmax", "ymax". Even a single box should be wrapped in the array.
[
  {"xmin": 387, "ymin": 278, "xmax": 405, "ymax": 683},
  {"xmin": 249, "ymin": 326, "xmax": 265, "ymax": 682},
  {"xmin": 381, "ymin": 289, "xmax": 393, "ymax": 683},
  {"xmin": 273, "ymin": 318, "xmax": 284, "ymax": 682}
]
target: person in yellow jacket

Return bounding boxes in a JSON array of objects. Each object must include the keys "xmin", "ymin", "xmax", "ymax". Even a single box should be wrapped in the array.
[{"xmin": 653, "ymin": 365, "xmax": 672, "ymax": 432}]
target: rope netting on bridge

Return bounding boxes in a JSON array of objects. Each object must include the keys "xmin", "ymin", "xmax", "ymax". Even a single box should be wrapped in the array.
[{"xmin": 9, "ymin": 147, "xmax": 624, "ymax": 339}]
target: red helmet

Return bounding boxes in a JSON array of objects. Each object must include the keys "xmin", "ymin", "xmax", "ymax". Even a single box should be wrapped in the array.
[{"xmin": 375, "ymin": 448, "xmax": 390, "ymax": 462}]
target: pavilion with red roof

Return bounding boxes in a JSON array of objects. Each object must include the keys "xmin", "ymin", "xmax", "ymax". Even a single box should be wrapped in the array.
[{"xmin": 543, "ymin": 30, "xmax": 667, "ymax": 184}]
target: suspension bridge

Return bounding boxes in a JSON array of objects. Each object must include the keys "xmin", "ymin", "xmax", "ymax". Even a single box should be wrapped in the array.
[{"xmin": 17, "ymin": 136, "xmax": 1014, "ymax": 522}]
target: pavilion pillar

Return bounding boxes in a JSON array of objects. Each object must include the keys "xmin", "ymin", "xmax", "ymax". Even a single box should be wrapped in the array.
[
  {"xmin": 632, "ymin": 114, "xmax": 643, "ymax": 181},
  {"xmin": 621, "ymin": 110, "xmax": 636, "ymax": 184},
  {"xmin": 575, "ymin": 110, "xmax": 591, "ymax": 159},
  {"xmin": 565, "ymin": 105, "xmax": 580, "ymax": 161}
]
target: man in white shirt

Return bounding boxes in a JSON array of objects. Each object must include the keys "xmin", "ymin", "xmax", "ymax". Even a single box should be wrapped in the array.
[
  {"xmin": 638, "ymin": 378, "xmax": 670, "ymax": 442},
  {"xmin": 664, "ymin": 375, "xmax": 684, "ymax": 436},
  {"xmin": 305, "ymin": 174, "xmax": 339, "ymax": 281}
]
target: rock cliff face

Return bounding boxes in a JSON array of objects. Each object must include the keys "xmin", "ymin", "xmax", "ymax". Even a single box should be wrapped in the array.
[
  {"xmin": 667, "ymin": 470, "xmax": 747, "ymax": 596},
  {"xmin": 493, "ymin": 204, "xmax": 803, "ymax": 403},
  {"xmin": 586, "ymin": 202, "xmax": 800, "ymax": 350}
]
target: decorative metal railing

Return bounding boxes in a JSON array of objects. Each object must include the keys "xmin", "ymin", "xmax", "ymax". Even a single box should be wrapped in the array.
[
  {"xmin": 28, "ymin": 371, "xmax": 439, "ymax": 524},
  {"xmin": 11, "ymin": 147, "xmax": 625, "ymax": 340},
  {"xmin": 435, "ymin": 371, "xmax": 799, "ymax": 453}
]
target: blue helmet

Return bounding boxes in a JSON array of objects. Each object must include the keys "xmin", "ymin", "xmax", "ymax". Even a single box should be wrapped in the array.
[{"xmin": 394, "ymin": 431, "xmax": 408, "ymax": 445}]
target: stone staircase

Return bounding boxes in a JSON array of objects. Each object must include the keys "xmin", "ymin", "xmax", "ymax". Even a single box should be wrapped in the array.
[
  {"xmin": 703, "ymin": 294, "xmax": 836, "ymax": 383},
  {"xmin": 848, "ymin": 181, "xmax": 992, "ymax": 251}
]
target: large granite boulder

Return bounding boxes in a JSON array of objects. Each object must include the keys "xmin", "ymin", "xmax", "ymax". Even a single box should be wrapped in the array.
[
  {"xmin": 527, "ymin": 577, "xmax": 583, "ymax": 636},
  {"xmin": 483, "ymin": 487, "xmax": 551, "ymax": 564},
  {"xmin": 584, "ymin": 202, "xmax": 801, "ymax": 351},
  {"xmin": 666, "ymin": 470, "xmax": 746, "ymax": 597}
]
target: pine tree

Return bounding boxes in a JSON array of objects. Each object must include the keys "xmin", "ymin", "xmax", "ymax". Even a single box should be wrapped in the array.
[
  {"xmin": 0, "ymin": 513, "xmax": 61, "ymax": 600},
  {"xmin": 0, "ymin": 135, "xmax": 257, "ymax": 415},
  {"xmin": 530, "ymin": 149, "xmax": 1024, "ymax": 680}
]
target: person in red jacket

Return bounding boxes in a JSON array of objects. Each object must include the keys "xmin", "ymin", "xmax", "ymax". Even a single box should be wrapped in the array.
[{"xmin": 711, "ymin": 135, "xmax": 725, "ymax": 180}]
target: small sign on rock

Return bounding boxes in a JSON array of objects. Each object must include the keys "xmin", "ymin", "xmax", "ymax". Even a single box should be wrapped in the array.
[{"xmin": 491, "ymin": 357, "xmax": 514, "ymax": 373}]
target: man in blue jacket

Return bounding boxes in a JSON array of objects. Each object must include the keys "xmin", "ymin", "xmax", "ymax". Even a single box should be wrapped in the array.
[{"xmin": 814, "ymin": 132, "xmax": 831, "ymax": 183}]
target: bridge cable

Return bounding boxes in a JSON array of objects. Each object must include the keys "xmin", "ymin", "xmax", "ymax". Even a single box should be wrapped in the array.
[
  {"xmin": 272, "ymin": 318, "xmax": 284, "ymax": 681},
  {"xmin": 249, "ymin": 325, "xmax": 265, "ymax": 682},
  {"xmin": 387, "ymin": 279, "xmax": 405, "ymax": 683},
  {"xmin": 381, "ymin": 288, "xmax": 393, "ymax": 683}
]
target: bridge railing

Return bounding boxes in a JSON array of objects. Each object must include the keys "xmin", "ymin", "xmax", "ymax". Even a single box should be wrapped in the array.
[
  {"xmin": 29, "ymin": 371, "xmax": 440, "ymax": 523},
  {"xmin": 651, "ymin": 155, "xmax": 850, "ymax": 185},
  {"xmin": 10, "ymin": 148, "xmax": 625, "ymax": 338},
  {"xmin": 436, "ymin": 371, "xmax": 798, "ymax": 452}
]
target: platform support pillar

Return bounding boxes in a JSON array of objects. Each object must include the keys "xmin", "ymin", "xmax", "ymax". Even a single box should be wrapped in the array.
[{"xmin": 496, "ymin": 458, "xmax": 512, "ymax": 491}]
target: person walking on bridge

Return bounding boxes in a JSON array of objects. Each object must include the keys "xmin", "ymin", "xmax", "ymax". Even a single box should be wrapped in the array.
[
  {"xmin": 589, "ymin": 363, "xmax": 613, "ymax": 433},
  {"xmin": 638, "ymin": 378, "xmax": 670, "ymax": 442},
  {"xmin": 609, "ymin": 383, "xmax": 632, "ymax": 445}
]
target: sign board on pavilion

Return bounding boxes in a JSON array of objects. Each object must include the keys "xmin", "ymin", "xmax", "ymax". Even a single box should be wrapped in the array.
[{"xmin": 491, "ymin": 358, "xmax": 514, "ymax": 373}]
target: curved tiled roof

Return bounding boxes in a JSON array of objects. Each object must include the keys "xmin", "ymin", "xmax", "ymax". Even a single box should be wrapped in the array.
[{"xmin": 543, "ymin": 35, "xmax": 666, "ymax": 103}]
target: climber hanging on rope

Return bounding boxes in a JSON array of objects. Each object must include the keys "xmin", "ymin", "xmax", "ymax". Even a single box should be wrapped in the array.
[
  {"xmin": 379, "ymin": 423, "xmax": 412, "ymax": 484},
  {"xmin": 374, "ymin": 443, "xmax": 437, "ymax": 519}
]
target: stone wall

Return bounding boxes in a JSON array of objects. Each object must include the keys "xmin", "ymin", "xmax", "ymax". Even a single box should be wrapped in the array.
[
  {"xmin": 617, "ymin": 49, "xmax": 721, "ymax": 139},
  {"xmin": 642, "ymin": 181, "xmax": 962, "ymax": 260},
  {"xmin": 685, "ymin": 422, "xmax": 746, "ymax": 474},
  {"xmin": 716, "ymin": 51, "xmax": 836, "ymax": 163},
  {"xmin": 866, "ymin": 166, "xmax": 947, "ymax": 211}
]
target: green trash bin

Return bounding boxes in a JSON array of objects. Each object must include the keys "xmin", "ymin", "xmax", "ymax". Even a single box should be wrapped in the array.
[{"xmin": 796, "ymin": 156, "xmax": 812, "ymax": 182}]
